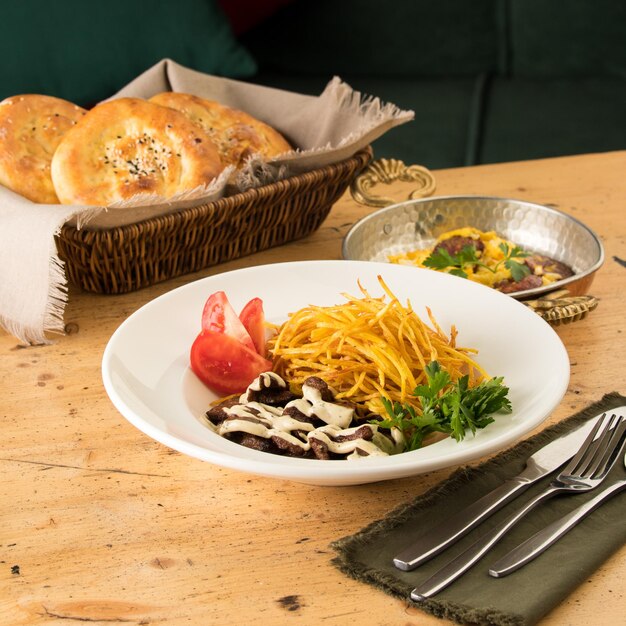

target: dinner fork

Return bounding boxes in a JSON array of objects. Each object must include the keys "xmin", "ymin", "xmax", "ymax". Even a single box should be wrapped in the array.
[{"xmin": 411, "ymin": 413, "xmax": 626, "ymax": 600}]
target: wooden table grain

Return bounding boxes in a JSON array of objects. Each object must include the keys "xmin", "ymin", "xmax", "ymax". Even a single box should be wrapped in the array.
[{"xmin": 1, "ymin": 151, "xmax": 625, "ymax": 625}]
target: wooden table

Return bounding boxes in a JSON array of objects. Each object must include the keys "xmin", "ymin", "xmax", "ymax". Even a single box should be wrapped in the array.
[{"xmin": 1, "ymin": 151, "xmax": 625, "ymax": 625}]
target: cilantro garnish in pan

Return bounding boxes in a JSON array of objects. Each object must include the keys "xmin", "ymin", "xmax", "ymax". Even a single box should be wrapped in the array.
[
  {"xmin": 423, "ymin": 243, "xmax": 531, "ymax": 282},
  {"xmin": 376, "ymin": 361, "xmax": 512, "ymax": 452}
]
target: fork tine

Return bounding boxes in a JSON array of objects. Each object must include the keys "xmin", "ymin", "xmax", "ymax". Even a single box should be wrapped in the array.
[
  {"xmin": 574, "ymin": 413, "xmax": 619, "ymax": 475},
  {"xmin": 562, "ymin": 412, "xmax": 609, "ymax": 474},
  {"xmin": 585, "ymin": 416, "xmax": 626, "ymax": 478}
]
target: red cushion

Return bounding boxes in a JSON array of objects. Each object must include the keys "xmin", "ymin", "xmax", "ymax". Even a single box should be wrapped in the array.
[{"xmin": 217, "ymin": 0, "xmax": 294, "ymax": 35}]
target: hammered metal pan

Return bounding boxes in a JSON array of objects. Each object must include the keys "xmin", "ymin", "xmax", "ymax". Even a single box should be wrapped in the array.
[{"xmin": 342, "ymin": 195, "xmax": 604, "ymax": 303}]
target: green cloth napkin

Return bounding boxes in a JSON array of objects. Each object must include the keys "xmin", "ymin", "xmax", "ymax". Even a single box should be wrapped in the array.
[{"xmin": 331, "ymin": 392, "xmax": 626, "ymax": 626}]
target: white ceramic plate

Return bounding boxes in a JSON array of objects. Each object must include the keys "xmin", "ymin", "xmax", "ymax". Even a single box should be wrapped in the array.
[{"xmin": 102, "ymin": 261, "xmax": 569, "ymax": 486}]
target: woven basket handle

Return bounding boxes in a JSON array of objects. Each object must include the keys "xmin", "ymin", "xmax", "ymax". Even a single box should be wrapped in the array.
[{"xmin": 350, "ymin": 158, "xmax": 436, "ymax": 207}]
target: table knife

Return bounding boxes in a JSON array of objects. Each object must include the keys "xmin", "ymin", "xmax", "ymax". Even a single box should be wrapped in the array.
[{"xmin": 393, "ymin": 407, "xmax": 625, "ymax": 572}]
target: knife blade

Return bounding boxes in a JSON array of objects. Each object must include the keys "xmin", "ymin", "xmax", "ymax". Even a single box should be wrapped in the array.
[{"xmin": 393, "ymin": 407, "xmax": 626, "ymax": 572}]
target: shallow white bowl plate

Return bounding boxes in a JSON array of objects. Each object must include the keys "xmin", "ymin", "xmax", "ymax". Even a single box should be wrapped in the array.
[{"xmin": 102, "ymin": 261, "xmax": 569, "ymax": 486}]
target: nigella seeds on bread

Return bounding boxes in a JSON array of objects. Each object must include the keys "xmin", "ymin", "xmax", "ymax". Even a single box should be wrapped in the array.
[
  {"xmin": 0, "ymin": 94, "xmax": 86, "ymax": 203},
  {"xmin": 149, "ymin": 92, "xmax": 291, "ymax": 170},
  {"xmin": 50, "ymin": 97, "xmax": 225, "ymax": 206}
]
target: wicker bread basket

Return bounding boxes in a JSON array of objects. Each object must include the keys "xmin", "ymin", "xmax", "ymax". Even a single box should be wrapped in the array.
[{"xmin": 55, "ymin": 147, "xmax": 372, "ymax": 294}]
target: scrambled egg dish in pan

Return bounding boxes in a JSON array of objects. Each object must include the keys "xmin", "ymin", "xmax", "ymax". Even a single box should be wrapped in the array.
[{"xmin": 388, "ymin": 227, "xmax": 574, "ymax": 294}]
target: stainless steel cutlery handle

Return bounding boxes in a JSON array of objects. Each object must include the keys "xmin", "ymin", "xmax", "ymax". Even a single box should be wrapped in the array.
[
  {"xmin": 393, "ymin": 477, "xmax": 530, "ymax": 571},
  {"xmin": 489, "ymin": 479, "xmax": 626, "ymax": 578},
  {"xmin": 411, "ymin": 486, "xmax": 559, "ymax": 600}
]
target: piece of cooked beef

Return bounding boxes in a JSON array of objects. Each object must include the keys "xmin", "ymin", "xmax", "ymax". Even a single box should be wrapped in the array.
[
  {"xmin": 434, "ymin": 235, "xmax": 484, "ymax": 257},
  {"xmin": 233, "ymin": 432, "xmax": 276, "ymax": 453},
  {"xmin": 525, "ymin": 254, "xmax": 574, "ymax": 279},
  {"xmin": 309, "ymin": 437, "xmax": 330, "ymax": 460},
  {"xmin": 283, "ymin": 404, "xmax": 322, "ymax": 426},
  {"xmin": 495, "ymin": 274, "xmax": 543, "ymax": 294},
  {"xmin": 271, "ymin": 434, "xmax": 307, "ymax": 456},
  {"xmin": 332, "ymin": 424, "xmax": 375, "ymax": 442},
  {"xmin": 205, "ymin": 397, "xmax": 242, "ymax": 425},
  {"xmin": 248, "ymin": 387, "xmax": 297, "ymax": 406},
  {"xmin": 302, "ymin": 376, "xmax": 335, "ymax": 402},
  {"xmin": 244, "ymin": 373, "xmax": 298, "ymax": 406}
]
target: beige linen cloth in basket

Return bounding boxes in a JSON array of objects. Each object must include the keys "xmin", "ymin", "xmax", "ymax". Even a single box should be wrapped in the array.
[{"xmin": 0, "ymin": 59, "xmax": 414, "ymax": 345}]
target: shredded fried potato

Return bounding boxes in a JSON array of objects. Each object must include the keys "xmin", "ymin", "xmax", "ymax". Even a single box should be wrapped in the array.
[{"xmin": 268, "ymin": 276, "xmax": 489, "ymax": 416}]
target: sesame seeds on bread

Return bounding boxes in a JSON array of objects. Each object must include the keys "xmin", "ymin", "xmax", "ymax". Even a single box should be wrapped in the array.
[
  {"xmin": 0, "ymin": 94, "xmax": 86, "ymax": 203},
  {"xmin": 50, "ymin": 97, "xmax": 225, "ymax": 206}
]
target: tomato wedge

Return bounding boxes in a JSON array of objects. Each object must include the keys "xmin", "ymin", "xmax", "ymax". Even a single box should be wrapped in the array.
[
  {"xmin": 190, "ymin": 329, "xmax": 272, "ymax": 395},
  {"xmin": 201, "ymin": 291, "xmax": 255, "ymax": 352},
  {"xmin": 239, "ymin": 297, "xmax": 266, "ymax": 356}
]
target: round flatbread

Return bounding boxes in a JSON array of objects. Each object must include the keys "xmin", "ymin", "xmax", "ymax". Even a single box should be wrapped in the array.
[
  {"xmin": 51, "ymin": 97, "xmax": 224, "ymax": 206},
  {"xmin": 149, "ymin": 92, "xmax": 291, "ymax": 169},
  {"xmin": 0, "ymin": 94, "xmax": 86, "ymax": 203}
]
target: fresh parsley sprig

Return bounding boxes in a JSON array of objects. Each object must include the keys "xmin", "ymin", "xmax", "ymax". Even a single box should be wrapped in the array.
[
  {"xmin": 499, "ymin": 243, "xmax": 531, "ymax": 282},
  {"xmin": 422, "ymin": 246, "xmax": 478, "ymax": 279},
  {"xmin": 375, "ymin": 361, "xmax": 512, "ymax": 452},
  {"xmin": 423, "ymin": 242, "xmax": 530, "ymax": 282}
]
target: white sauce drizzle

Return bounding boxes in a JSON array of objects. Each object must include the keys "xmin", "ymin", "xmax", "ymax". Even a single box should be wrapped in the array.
[
  {"xmin": 244, "ymin": 371, "xmax": 286, "ymax": 394},
  {"xmin": 208, "ymin": 373, "xmax": 404, "ymax": 459},
  {"xmin": 285, "ymin": 381, "xmax": 354, "ymax": 429}
]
